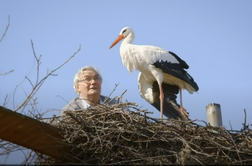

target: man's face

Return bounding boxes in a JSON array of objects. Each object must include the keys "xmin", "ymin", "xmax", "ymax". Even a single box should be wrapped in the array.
[{"xmin": 76, "ymin": 70, "xmax": 102, "ymax": 99}]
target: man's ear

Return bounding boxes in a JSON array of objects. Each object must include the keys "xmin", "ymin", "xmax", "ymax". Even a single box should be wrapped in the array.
[{"xmin": 75, "ymin": 85, "xmax": 80, "ymax": 93}]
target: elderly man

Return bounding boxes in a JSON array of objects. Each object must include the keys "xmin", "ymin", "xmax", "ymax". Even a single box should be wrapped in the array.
[{"xmin": 62, "ymin": 66, "xmax": 118, "ymax": 115}]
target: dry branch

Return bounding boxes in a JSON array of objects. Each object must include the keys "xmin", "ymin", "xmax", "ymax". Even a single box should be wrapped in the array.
[
  {"xmin": 0, "ymin": 15, "xmax": 14, "ymax": 76},
  {"xmin": 0, "ymin": 15, "xmax": 10, "ymax": 43},
  {"xmin": 1, "ymin": 33, "xmax": 81, "ymax": 163},
  {"xmin": 13, "ymin": 41, "xmax": 81, "ymax": 112},
  {"xmin": 33, "ymin": 102, "xmax": 252, "ymax": 165}
]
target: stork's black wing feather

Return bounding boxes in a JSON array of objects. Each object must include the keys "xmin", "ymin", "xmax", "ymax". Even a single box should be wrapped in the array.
[
  {"xmin": 151, "ymin": 82, "xmax": 189, "ymax": 120},
  {"xmin": 153, "ymin": 60, "xmax": 199, "ymax": 91},
  {"xmin": 169, "ymin": 51, "xmax": 189, "ymax": 69}
]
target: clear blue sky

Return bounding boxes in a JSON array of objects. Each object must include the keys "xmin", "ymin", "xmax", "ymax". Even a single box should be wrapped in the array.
[{"xmin": 1, "ymin": 0, "xmax": 252, "ymax": 164}]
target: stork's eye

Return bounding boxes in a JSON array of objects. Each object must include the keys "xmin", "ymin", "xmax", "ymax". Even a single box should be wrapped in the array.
[{"xmin": 122, "ymin": 29, "xmax": 127, "ymax": 34}]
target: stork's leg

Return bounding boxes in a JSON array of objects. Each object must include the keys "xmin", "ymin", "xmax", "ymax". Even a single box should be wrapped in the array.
[
  {"xmin": 159, "ymin": 83, "xmax": 164, "ymax": 121},
  {"xmin": 179, "ymin": 88, "xmax": 188, "ymax": 120},
  {"xmin": 179, "ymin": 88, "xmax": 183, "ymax": 109}
]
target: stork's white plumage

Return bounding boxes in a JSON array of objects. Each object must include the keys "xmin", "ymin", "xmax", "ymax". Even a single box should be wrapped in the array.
[{"xmin": 109, "ymin": 27, "xmax": 199, "ymax": 120}]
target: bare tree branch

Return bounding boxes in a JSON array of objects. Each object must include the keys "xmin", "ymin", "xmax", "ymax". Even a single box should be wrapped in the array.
[
  {"xmin": 0, "ymin": 18, "xmax": 81, "ymax": 164},
  {"xmin": 0, "ymin": 69, "xmax": 14, "ymax": 76},
  {"xmin": 0, "ymin": 15, "xmax": 14, "ymax": 76},
  {"xmin": 2, "ymin": 94, "xmax": 10, "ymax": 107},
  {"xmin": 13, "ymin": 40, "xmax": 81, "ymax": 112},
  {"xmin": 0, "ymin": 15, "xmax": 10, "ymax": 43}
]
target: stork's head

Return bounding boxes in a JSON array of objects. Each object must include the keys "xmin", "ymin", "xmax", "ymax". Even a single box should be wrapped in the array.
[{"xmin": 109, "ymin": 27, "xmax": 134, "ymax": 49}]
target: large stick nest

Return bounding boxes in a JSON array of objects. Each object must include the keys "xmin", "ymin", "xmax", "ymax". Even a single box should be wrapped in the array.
[{"xmin": 35, "ymin": 102, "xmax": 252, "ymax": 165}]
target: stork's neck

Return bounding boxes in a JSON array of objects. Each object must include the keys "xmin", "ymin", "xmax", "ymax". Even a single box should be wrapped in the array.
[
  {"xmin": 120, "ymin": 30, "xmax": 144, "ymax": 73},
  {"xmin": 122, "ymin": 31, "xmax": 135, "ymax": 45}
]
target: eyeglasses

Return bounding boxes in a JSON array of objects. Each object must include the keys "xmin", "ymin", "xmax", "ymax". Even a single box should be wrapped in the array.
[{"xmin": 79, "ymin": 76, "xmax": 101, "ymax": 83}]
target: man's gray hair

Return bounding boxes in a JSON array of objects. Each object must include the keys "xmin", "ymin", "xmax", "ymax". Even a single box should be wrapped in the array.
[{"xmin": 73, "ymin": 66, "xmax": 102, "ymax": 95}]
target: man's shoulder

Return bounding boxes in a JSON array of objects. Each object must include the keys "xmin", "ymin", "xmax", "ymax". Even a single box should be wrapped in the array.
[
  {"xmin": 100, "ymin": 95, "xmax": 119, "ymax": 105},
  {"xmin": 62, "ymin": 97, "xmax": 82, "ymax": 110}
]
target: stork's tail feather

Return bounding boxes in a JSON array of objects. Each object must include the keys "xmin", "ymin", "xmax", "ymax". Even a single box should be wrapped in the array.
[
  {"xmin": 185, "ymin": 72, "xmax": 199, "ymax": 92},
  {"xmin": 163, "ymin": 96, "xmax": 189, "ymax": 121},
  {"xmin": 152, "ymin": 82, "xmax": 189, "ymax": 121}
]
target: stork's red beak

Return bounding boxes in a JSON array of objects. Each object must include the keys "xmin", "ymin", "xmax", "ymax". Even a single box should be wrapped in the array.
[{"xmin": 109, "ymin": 35, "xmax": 124, "ymax": 49}]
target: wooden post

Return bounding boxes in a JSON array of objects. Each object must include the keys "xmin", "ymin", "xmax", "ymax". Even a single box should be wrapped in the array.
[
  {"xmin": 0, "ymin": 106, "xmax": 71, "ymax": 158},
  {"xmin": 206, "ymin": 103, "xmax": 223, "ymax": 127}
]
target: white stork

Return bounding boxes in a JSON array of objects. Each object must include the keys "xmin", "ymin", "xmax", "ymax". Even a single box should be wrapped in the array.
[{"xmin": 109, "ymin": 27, "xmax": 199, "ymax": 120}]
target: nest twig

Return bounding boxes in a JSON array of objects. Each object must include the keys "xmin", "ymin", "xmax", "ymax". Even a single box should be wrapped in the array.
[{"xmin": 34, "ymin": 102, "xmax": 252, "ymax": 165}]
